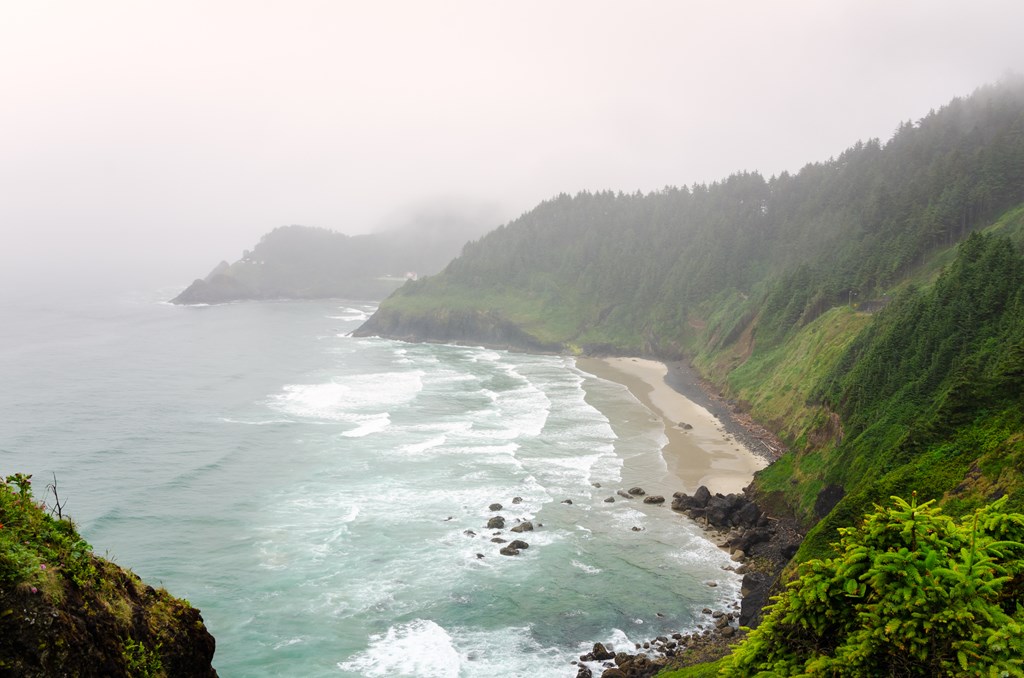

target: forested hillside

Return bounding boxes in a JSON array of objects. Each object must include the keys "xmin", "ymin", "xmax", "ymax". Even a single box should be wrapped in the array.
[
  {"xmin": 359, "ymin": 79, "xmax": 1024, "ymax": 356},
  {"xmin": 356, "ymin": 78, "xmax": 1024, "ymax": 549}
]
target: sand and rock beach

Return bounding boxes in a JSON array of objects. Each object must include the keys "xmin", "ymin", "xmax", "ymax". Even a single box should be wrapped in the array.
[
  {"xmin": 571, "ymin": 357, "xmax": 801, "ymax": 677},
  {"xmin": 577, "ymin": 357, "xmax": 769, "ymax": 496}
]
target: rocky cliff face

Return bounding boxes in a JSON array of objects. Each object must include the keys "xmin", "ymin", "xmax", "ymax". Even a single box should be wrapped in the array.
[
  {"xmin": 0, "ymin": 475, "xmax": 218, "ymax": 676},
  {"xmin": 1, "ymin": 560, "xmax": 218, "ymax": 677}
]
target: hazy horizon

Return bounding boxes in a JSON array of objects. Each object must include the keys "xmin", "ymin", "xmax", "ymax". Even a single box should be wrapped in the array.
[{"xmin": 3, "ymin": 0, "xmax": 1024, "ymax": 294}]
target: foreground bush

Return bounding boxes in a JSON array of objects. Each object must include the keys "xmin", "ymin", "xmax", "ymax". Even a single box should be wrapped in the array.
[{"xmin": 723, "ymin": 494, "xmax": 1024, "ymax": 676}]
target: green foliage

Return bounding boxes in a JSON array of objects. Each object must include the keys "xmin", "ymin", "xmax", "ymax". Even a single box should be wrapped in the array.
[
  {"xmin": 723, "ymin": 495, "xmax": 1024, "ymax": 676},
  {"xmin": 121, "ymin": 638, "xmax": 164, "ymax": 677},
  {"xmin": 0, "ymin": 473, "xmax": 95, "ymax": 593},
  {"xmin": 657, "ymin": 657, "xmax": 729, "ymax": 677}
]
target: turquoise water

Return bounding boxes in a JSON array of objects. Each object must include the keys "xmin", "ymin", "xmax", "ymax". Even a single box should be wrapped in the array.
[{"xmin": 0, "ymin": 289, "xmax": 740, "ymax": 676}]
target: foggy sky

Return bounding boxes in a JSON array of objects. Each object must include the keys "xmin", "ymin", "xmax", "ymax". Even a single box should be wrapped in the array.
[{"xmin": 2, "ymin": 0, "xmax": 1024, "ymax": 293}]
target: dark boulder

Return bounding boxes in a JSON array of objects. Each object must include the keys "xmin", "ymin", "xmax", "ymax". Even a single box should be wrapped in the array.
[
  {"xmin": 486, "ymin": 516, "xmax": 505, "ymax": 529},
  {"xmin": 510, "ymin": 521, "xmax": 534, "ymax": 533},
  {"xmin": 733, "ymin": 500, "xmax": 762, "ymax": 528},
  {"xmin": 693, "ymin": 485, "xmax": 712, "ymax": 505},
  {"xmin": 642, "ymin": 495, "xmax": 665, "ymax": 505}
]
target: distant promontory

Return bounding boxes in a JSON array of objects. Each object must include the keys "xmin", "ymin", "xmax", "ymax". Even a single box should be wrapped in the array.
[{"xmin": 171, "ymin": 216, "xmax": 489, "ymax": 304}]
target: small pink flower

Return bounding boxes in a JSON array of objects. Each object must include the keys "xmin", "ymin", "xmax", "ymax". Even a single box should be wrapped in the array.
[
  {"xmin": 40, "ymin": 564, "xmax": 47, "ymax": 570},
  {"xmin": 30, "ymin": 587, "xmax": 38, "ymax": 594}
]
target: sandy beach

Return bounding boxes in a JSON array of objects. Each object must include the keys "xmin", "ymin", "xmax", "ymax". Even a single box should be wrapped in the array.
[{"xmin": 577, "ymin": 357, "xmax": 767, "ymax": 495}]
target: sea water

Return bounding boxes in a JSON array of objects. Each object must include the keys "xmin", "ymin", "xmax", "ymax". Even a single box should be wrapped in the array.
[{"xmin": 0, "ymin": 289, "xmax": 741, "ymax": 677}]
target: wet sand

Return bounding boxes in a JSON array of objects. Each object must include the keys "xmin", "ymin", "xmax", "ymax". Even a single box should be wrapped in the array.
[{"xmin": 577, "ymin": 357, "xmax": 767, "ymax": 495}]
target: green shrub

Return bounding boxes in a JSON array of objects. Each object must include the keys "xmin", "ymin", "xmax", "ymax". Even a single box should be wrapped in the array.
[{"xmin": 723, "ymin": 494, "xmax": 1024, "ymax": 676}]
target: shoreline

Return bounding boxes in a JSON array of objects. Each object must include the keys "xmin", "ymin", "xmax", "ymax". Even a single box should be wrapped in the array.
[
  {"xmin": 576, "ymin": 357, "xmax": 767, "ymax": 496},
  {"xmin": 571, "ymin": 356, "xmax": 797, "ymax": 675},
  {"xmin": 663, "ymin": 361, "xmax": 784, "ymax": 462}
]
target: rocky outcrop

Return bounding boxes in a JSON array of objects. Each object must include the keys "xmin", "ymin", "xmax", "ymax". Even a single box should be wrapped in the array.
[
  {"xmin": 352, "ymin": 307, "xmax": 563, "ymax": 353},
  {"xmin": 671, "ymin": 485, "xmax": 804, "ymax": 628},
  {"xmin": 0, "ymin": 563, "xmax": 217, "ymax": 677},
  {"xmin": 0, "ymin": 476, "xmax": 217, "ymax": 676}
]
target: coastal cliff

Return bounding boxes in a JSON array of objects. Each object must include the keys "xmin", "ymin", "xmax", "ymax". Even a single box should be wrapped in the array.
[
  {"xmin": 172, "ymin": 215, "xmax": 490, "ymax": 305},
  {"xmin": 0, "ymin": 474, "xmax": 218, "ymax": 676}
]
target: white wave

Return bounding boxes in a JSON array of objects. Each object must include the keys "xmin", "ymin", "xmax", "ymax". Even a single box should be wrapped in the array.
[
  {"xmin": 467, "ymin": 349, "xmax": 502, "ymax": 362},
  {"xmin": 571, "ymin": 559, "xmax": 601, "ymax": 574},
  {"xmin": 218, "ymin": 417, "xmax": 293, "ymax": 425},
  {"xmin": 272, "ymin": 637, "xmax": 304, "ymax": 649},
  {"xmin": 341, "ymin": 413, "xmax": 391, "ymax": 438},
  {"xmin": 398, "ymin": 434, "xmax": 448, "ymax": 455},
  {"xmin": 270, "ymin": 371, "xmax": 423, "ymax": 420},
  {"xmin": 326, "ymin": 307, "xmax": 372, "ymax": 322},
  {"xmin": 446, "ymin": 625, "xmax": 572, "ymax": 678},
  {"xmin": 337, "ymin": 619, "xmax": 460, "ymax": 678}
]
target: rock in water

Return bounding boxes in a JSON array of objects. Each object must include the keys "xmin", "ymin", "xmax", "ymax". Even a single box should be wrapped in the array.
[
  {"xmin": 486, "ymin": 516, "xmax": 505, "ymax": 529},
  {"xmin": 510, "ymin": 521, "xmax": 534, "ymax": 533}
]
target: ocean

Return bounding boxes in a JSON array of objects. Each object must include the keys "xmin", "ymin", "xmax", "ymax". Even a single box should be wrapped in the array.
[{"xmin": 0, "ymin": 288, "xmax": 741, "ymax": 677}]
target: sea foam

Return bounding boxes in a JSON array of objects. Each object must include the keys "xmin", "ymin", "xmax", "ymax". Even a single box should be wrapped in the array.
[{"xmin": 336, "ymin": 619, "xmax": 460, "ymax": 678}]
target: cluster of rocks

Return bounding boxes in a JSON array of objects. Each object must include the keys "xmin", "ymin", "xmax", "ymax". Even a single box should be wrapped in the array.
[
  {"xmin": 671, "ymin": 485, "xmax": 802, "ymax": 627},
  {"xmin": 573, "ymin": 640, "xmax": 668, "ymax": 678},
  {"xmin": 601, "ymin": 486, "xmax": 665, "ymax": 505},
  {"xmin": 572, "ymin": 608, "xmax": 745, "ymax": 678},
  {"xmin": 466, "ymin": 498, "xmax": 540, "ymax": 558},
  {"xmin": 571, "ymin": 485, "xmax": 806, "ymax": 676},
  {"xmin": 469, "ymin": 484, "xmax": 671, "ymax": 560}
]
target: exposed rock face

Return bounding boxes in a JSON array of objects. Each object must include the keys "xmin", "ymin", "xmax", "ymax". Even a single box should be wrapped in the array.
[
  {"xmin": 0, "ymin": 558, "xmax": 217, "ymax": 677},
  {"xmin": 509, "ymin": 521, "xmax": 534, "ymax": 533},
  {"xmin": 486, "ymin": 516, "xmax": 505, "ymax": 529},
  {"xmin": 671, "ymin": 485, "xmax": 804, "ymax": 628}
]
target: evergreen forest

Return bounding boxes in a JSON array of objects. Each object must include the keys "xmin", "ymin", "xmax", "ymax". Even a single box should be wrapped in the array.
[{"xmin": 356, "ymin": 78, "xmax": 1024, "ymax": 674}]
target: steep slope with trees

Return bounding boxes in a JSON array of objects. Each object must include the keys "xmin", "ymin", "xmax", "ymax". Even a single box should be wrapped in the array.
[
  {"xmin": 358, "ymin": 79, "xmax": 1024, "ymax": 356},
  {"xmin": 356, "ymin": 78, "xmax": 1024, "ymax": 567}
]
